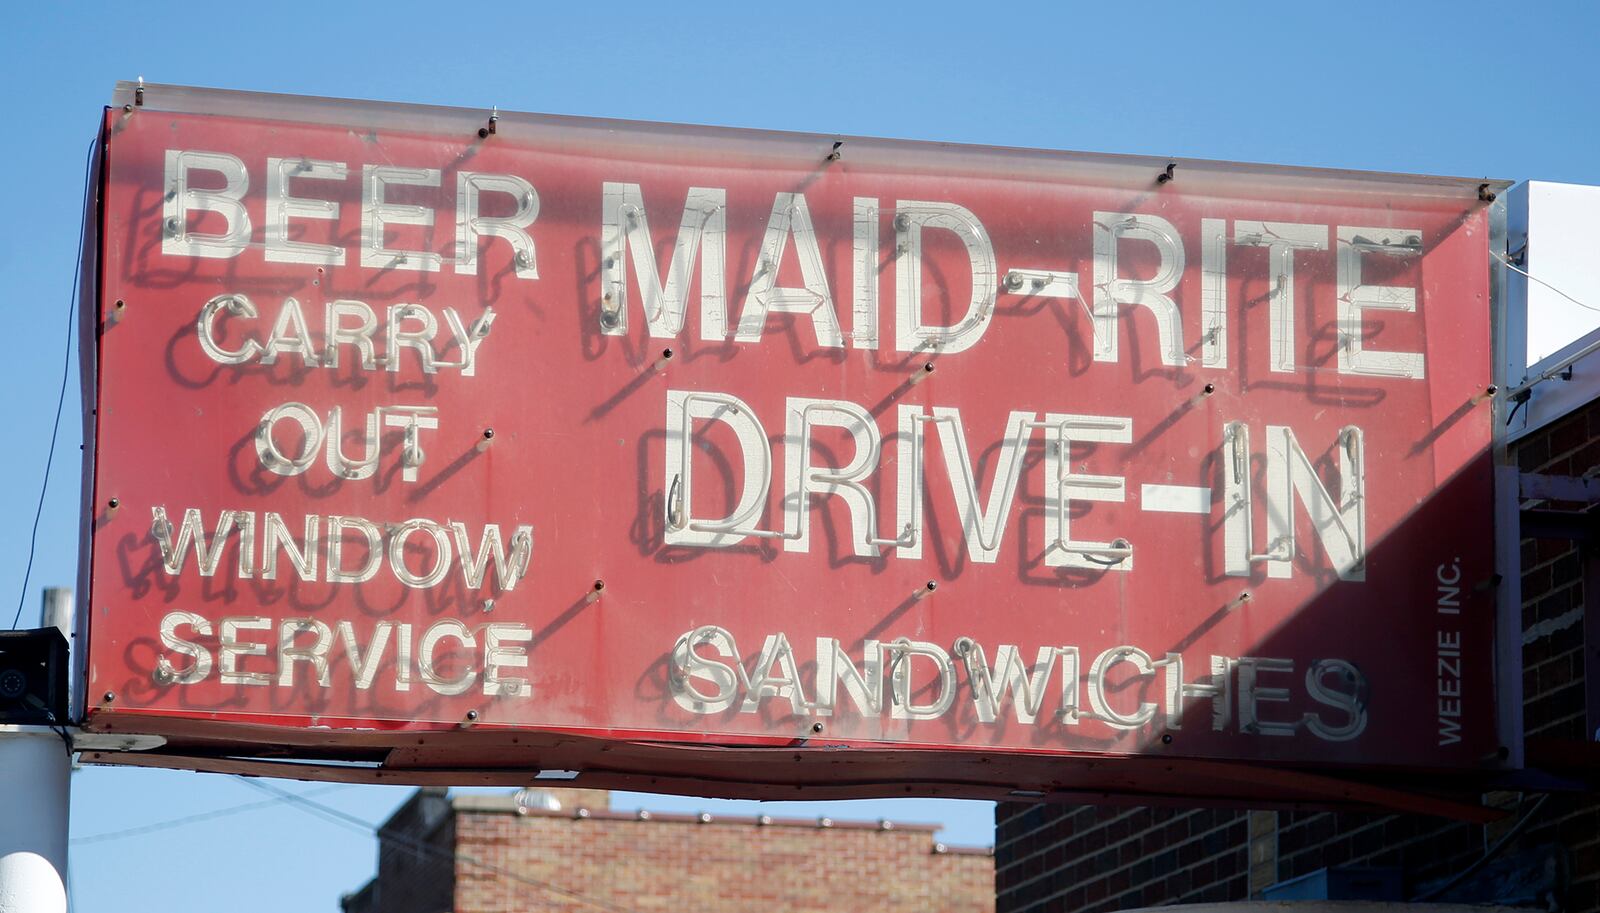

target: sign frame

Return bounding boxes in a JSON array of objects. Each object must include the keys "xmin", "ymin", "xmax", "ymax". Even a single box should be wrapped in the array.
[{"xmin": 74, "ymin": 82, "xmax": 1519, "ymax": 813}]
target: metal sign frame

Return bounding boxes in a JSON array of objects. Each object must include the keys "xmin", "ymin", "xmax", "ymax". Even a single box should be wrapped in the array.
[{"xmin": 75, "ymin": 82, "xmax": 1517, "ymax": 813}]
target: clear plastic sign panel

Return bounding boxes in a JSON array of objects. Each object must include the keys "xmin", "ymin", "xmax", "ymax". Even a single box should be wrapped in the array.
[{"xmin": 86, "ymin": 86, "xmax": 1505, "ymax": 770}]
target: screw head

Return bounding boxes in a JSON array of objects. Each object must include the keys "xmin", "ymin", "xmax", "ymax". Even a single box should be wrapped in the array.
[
  {"xmin": 103, "ymin": 691, "xmax": 115, "ymax": 703},
  {"xmin": 811, "ymin": 722, "xmax": 824, "ymax": 734},
  {"xmin": 593, "ymin": 579, "xmax": 605, "ymax": 592},
  {"xmin": 465, "ymin": 709, "xmax": 479, "ymax": 721},
  {"xmin": 107, "ymin": 498, "xmax": 120, "ymax": 510},
  {"xmin": 482, "ymin": 428, "xmax": 495, "ymax": 440}
]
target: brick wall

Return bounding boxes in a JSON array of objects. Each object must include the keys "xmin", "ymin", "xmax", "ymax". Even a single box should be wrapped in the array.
[
  {"xmin": 1517, "ymin": 404, "xmax": 1594, "ymax": 747},
  {"xmin": 345, "ymin": 787, "xmax": 613, "ymax": 913},
  {"xmin": 996, "ymin": 806, "xmax": 1249, "ymax": 913},
  {"xmin": 996, "ymin": 401, "xmax": 1600, "ymax": 913},
  {"xmin": 1506, "ymin": 407, "xmax": 1600, "ymax": 900},
  {"xmin": 454, "ymin": 794, "xmax": 992, "ymax": 913},
  {"xmin": 349, "ymin": 787, "xmax": 993, "ymax": 913},
  {"xmin": 344, "ymin": 787, "xmax": 456, "ymax": 913}
]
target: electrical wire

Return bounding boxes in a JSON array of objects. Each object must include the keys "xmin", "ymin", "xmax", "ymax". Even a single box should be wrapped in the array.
[
  {"xmin": 1409, "ymin": 792, "xmax": 1551, "ymax": 902},
  {"xmin": 237, "ymin": 778, "xmax": 645, "ymax": 913},
  {"xmin": 1493, "ymin": 250, "xmax": 1600, "ymax": 407},
  {"xmin": 11, "ymin": 141, "xmax": 92, "ymax": 630},
  {"xmin": 1493, "ymin": 248, "xmax": 1600, "ymax": 316},
  {"xmin": 71, "ymin": 785, "xmax": 352, "ymax": 845}
]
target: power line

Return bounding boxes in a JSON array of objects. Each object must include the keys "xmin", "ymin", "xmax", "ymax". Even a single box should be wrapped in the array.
[
  {"xmin": 71, "ymin": 785, "xmax": 352, "ymax": 845},
  {"xmin": 237, "ymin": 779, "xmax": 643, "ymax": 913},
  {"xmin": 1411, "ymin": 792, "xmax": 1551, "ymax": 901},
  {"xmin": 11, "ymin": 141, "xmax": 92, "ymax": 630},
  {"xmin": 1493, "ymin": 248, "xmax": 1600, "ymax": 316}
]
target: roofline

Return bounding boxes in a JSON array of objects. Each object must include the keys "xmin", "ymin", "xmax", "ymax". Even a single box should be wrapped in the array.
[
  {"xmin": 451, "ymin": 793, "xmax": 983, "ymax": 843},
  {"xmin": 454, "ymin": 792, "xmax": 938, "ymax": 831},
  {"xmin": 376, "ymin": 785, "xmax": 448, "ymax": 835}
]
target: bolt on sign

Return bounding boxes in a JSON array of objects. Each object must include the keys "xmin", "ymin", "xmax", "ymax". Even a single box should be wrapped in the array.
[{"xmin": 77, "ymin": 83, "xmax": 1516, "ymax": 805}]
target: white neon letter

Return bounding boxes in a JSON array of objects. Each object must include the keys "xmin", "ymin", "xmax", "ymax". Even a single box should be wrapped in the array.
[
  {"xmin": 163, "ymin": 150, "xmax": 251, "ymax": 259},
  {"xmin": 1091, "ymin": 212, "xmax": 1185, "ymax": 365},
  {"xmin": 600, "ymin": 183, "xmax": 727, "ymax": 340},
  {"xmin": 894, "ymin": 201, "xmax": 997, "ymax": 355}
]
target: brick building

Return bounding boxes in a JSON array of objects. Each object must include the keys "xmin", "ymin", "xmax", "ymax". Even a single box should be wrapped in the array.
[
  {"xmin": 995, "ymin": 395, "xmax": 1600, "ymax": 913},
  {"xmin": 343, "ymin": 787, "xmax": 993, "ymax": 913}
]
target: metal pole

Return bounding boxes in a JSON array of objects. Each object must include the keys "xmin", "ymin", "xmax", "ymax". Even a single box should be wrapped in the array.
[
  {"xmin": 39, "ymin": 590, "xmax": 71, "ymax": 642},
  {"xmin": 0, "ymin": 727, "xmax": 69, "ymax": 913},
  {"xmin": 39, "ymin": 589, "xmax": 72, "ymax": 720},
  {"xmin": 0, "ymin": 589, "xmax": 73, "ymax": 913}
]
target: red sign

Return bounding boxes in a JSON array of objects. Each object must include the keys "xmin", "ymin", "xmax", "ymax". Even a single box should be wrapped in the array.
[{"xmin": 80, "ymin": 85, "xmax": 1510, "ymax": 790}]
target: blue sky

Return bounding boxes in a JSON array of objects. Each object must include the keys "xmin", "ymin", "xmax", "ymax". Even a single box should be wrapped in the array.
[{"xmin": 3, "ymin": 2, "xmax": 1597, "ymax": 911}]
